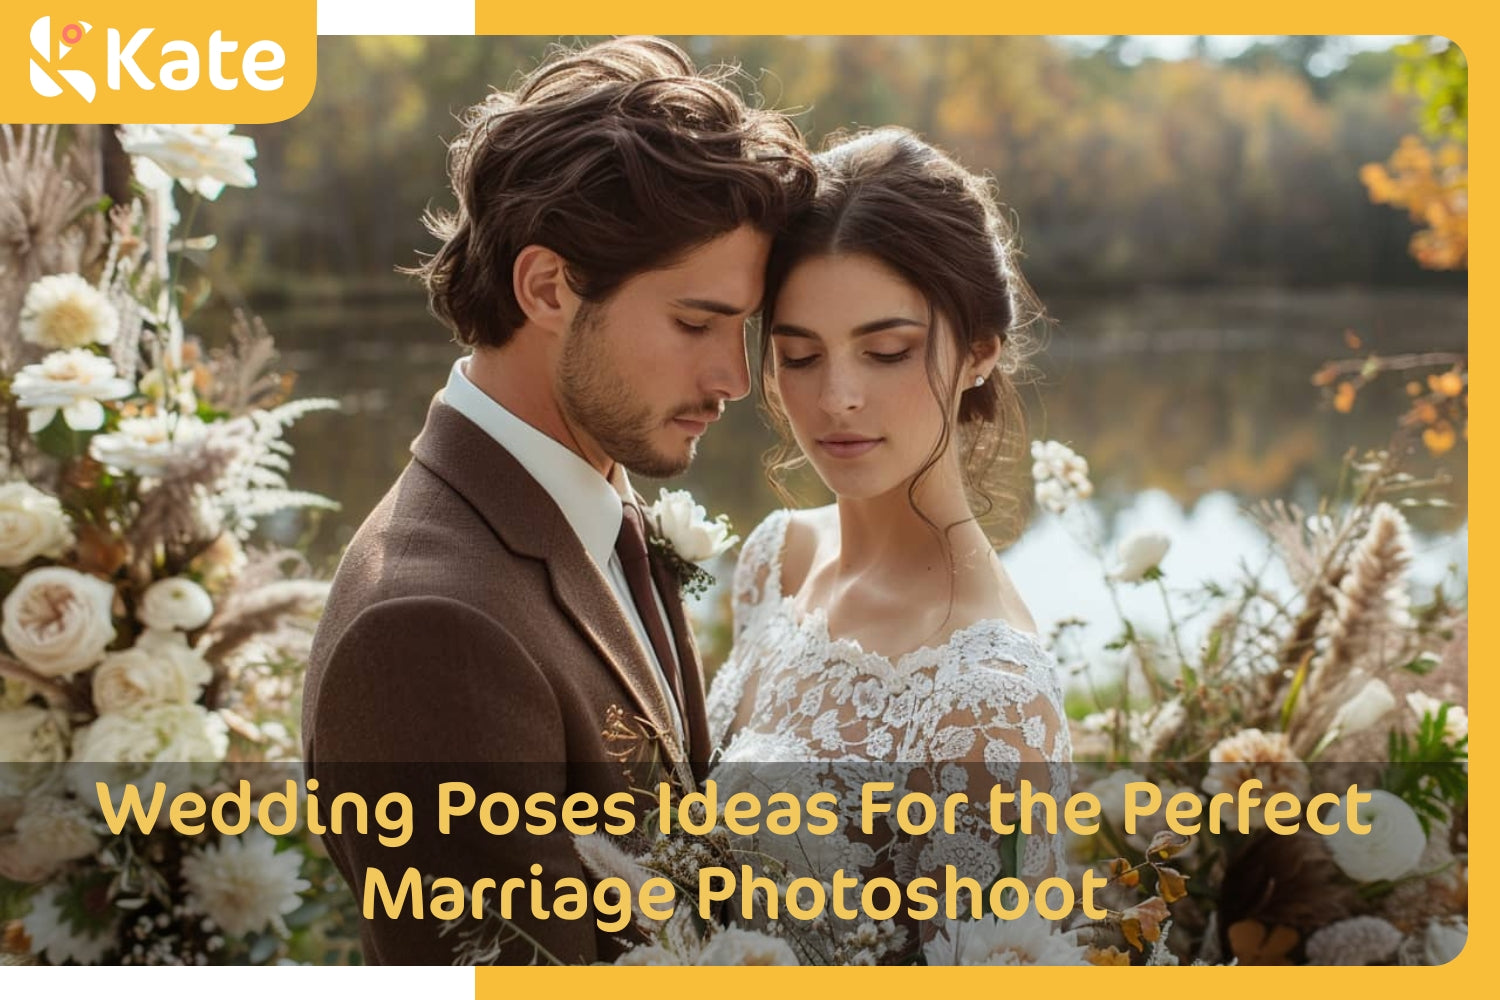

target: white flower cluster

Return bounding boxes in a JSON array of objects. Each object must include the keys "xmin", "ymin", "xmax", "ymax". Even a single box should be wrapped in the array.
[
  {"xmin": 118, "ymin": 124, "xmax": 258, "ymax": 201},
  {"xmin": 1030, "ymin": 440, "xmax": 1093, "ymax": 514}
]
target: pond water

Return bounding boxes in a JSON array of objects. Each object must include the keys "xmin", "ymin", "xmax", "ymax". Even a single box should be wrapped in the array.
[{"xmin": 261, "ymin": 286, "xmax": 1467, "ymax": 679}]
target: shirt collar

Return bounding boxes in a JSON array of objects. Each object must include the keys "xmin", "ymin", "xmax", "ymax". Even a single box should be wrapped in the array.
[{"xmin": 442, "ymin": 356, "xmax": 628, "ymax": 566}]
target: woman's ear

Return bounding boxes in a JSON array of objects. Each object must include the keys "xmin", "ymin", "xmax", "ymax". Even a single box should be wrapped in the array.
[
  {"xmin": 513, "ymin": 245, "xmax": 579, "ymax": 336},
  {"xmin": 967, "ymin": 332, "xmax": 1004, "ymax": 384}
]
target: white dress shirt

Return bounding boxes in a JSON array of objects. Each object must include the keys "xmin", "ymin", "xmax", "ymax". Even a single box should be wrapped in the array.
[{"xmin": 441, "ymin": 357, "xmax": 686, "ymax": 741}]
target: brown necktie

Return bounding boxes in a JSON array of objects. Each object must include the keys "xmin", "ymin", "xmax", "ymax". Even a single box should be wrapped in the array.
[{"xmin": 615, "ymin": 503, "xmax": 686, "ymax": 724}]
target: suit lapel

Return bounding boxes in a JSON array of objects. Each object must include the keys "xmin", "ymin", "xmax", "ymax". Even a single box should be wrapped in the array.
[{"xmin": 410, "ymin": 396, "xmax": 684, "ymax": 767}]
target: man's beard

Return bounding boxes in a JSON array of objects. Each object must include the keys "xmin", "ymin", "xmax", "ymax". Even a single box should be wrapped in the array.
[{"xmin": 557, "ymin": 305, "xmax": 698, "ymax": 479}]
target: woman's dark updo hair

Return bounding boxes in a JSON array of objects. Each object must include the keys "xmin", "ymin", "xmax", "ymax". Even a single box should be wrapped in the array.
[{"xmin": 760, "ymin": 126, "xmax": 1045, "ymax": 546}]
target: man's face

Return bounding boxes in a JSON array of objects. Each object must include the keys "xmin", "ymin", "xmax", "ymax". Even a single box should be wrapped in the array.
[{"xmin": 557, "ymin": 224, "xmax": 770, "ymax": 478}]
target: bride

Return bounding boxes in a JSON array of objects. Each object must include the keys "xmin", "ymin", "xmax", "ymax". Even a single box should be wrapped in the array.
[{"xmin": 705, "ymin": 128, "xmax": 1073, "ymax": 915}]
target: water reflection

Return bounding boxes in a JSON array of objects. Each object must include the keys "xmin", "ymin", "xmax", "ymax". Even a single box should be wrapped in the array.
[{"xmin": 262, "ymin": 286, "xmax": 1467, "ymax": 675}]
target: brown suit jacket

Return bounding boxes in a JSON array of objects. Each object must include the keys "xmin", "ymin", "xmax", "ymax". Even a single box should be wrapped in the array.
[{"xmin": 302, "ymin": 396, "xmax": 711, "ymax": 965}]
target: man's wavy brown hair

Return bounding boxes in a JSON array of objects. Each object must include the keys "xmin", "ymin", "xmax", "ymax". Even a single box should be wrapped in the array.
[{"xmin": 409, "ymin": 37, "xmax": 817, "ymax": 349}]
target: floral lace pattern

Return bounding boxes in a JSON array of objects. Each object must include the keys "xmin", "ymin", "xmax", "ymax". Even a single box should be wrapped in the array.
[{"xmin": 706, "ymin": 509, "xmax": 1073, "ymax": 890}]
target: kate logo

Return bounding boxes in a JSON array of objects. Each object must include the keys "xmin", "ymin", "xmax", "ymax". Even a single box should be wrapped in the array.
[
  {"xmin": 7, "ymin": 2, "xmax": 314, "ymax": 124},
  {"xmin": 28, "ymin": 15, "xmax": 96, "ymax": 102}
]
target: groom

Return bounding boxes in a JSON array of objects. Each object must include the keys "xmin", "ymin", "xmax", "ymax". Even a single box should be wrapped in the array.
[{"xmin": 302, "ymin": 37, "xmax": 814, "ymax": 964}]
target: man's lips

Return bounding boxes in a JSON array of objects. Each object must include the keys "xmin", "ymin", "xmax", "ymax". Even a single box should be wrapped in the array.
[
  {"xmin": 671, "ymin": 413, "xmax": 719, "ymax": 435},
  {"xmin": 817, "ymin": 435, "xmax": 883, "ymax": 458}
]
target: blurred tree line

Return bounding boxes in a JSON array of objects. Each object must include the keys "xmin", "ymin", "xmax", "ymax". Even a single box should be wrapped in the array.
[{"xmin": 212, "ymin": 35, "xmax": 1462, "ymax": 304}]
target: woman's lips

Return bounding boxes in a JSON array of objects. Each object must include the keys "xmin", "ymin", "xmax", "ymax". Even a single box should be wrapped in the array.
[{"xmin": 817, "ymin": 437, "xmax": 882, "ymax": 459}]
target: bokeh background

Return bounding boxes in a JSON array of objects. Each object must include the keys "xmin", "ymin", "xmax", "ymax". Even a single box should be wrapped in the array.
[{"xmin": 196, "ymin": 35, "xmax": 1467, "ymax": 675}]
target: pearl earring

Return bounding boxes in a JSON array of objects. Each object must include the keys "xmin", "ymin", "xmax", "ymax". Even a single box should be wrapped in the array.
[{"xmin": 973, "ymin": 375, "xmax": 985, "ymax": 388}]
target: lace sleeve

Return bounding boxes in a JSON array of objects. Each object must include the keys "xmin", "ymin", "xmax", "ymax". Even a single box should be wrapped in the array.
[
  {"xmin": 895, "ymin": 650, "xmax": 1074, "ymax": 899},
  {"xmin": 730, "ymin": 509, "xmax": 790, "ymax": 640}
]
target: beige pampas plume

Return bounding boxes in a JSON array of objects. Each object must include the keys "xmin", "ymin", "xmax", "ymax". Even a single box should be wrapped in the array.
[
  {"xmin": 1290, "ymin": 503, "xmax": 1415, "ymax": 753},
  {"xmin": 573, "ymin": 834, "xmax": 663, "ymax": 932},
  {"xmin": 1320, "ymin": 503, "xmax": 1414, "ymax": 680}
]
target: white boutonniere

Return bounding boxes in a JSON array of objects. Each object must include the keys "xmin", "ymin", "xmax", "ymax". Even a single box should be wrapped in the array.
[{"xmin": 644, "ymin": 488, "xmax": 739, "ymax": 598}]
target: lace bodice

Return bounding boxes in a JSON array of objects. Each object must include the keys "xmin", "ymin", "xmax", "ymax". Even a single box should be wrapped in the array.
[{"xmin": 705, "ymin": 509, "xmax": 1073, "ymax": 893}]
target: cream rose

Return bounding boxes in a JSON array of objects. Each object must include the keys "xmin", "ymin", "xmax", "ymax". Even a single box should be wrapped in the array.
[
  {"xmin": 0, "ymin": 796, "xmax": 101, "ymax": 881},
  {"xmin": 1109, "ymin": 530, "xmax": 1172, "ymax": 583},
  {"xmin": 91, "ymin": 630, "xmax": 212, "ymax": 715},
  {"xmin": 647, "ymin": 488, "xmax": 738, "ymax": 562},
  {"xmin": 0, "ymin": 482, "xmax": 74, "ymax": 567},
  {"xmin": 1, "ymin": 566, "xmax": 116, "ymax": 677},
  {"xmin": 0, "ymin": 705, "xmax": 70, "ymax": 796},
  {"xmin": 137, "ymin": 576, "xmax": 215, "ymax": 631},
  {"xmin": 1327, "ymin": 788, "xmax": 1425, "ymax": 882},
  {"xmin": 69, "ymin": 702, "xmax": 228, "ymax": 800}
]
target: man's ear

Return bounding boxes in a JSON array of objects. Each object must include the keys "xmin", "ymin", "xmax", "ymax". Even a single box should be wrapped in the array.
[{"xmin": 513, "ymin": 245, "xmax": 579, "ymax": 336}]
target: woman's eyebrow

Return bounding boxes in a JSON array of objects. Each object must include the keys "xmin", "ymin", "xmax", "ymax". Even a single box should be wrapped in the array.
[{"xmin": 770, "ymin": 317, "xmax": 927, "ymax": 338}]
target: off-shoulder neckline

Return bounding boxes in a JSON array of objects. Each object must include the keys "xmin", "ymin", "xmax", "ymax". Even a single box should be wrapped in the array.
[{"xmin": 753, "ymin": 508, "xmax": 1053, "ymax": 675}]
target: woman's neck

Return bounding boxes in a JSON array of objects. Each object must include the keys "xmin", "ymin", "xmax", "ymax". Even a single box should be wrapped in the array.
[{"xmin": 830, "ymin": 461, "xmax": 991, "ymax": 581}]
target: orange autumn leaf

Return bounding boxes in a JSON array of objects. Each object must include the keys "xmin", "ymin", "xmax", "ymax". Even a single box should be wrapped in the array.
[
  {"xmin": 1227, "ymin": 919, "xmax": 1298, "ymax": 966},
  {"xmin": 1333, "ymin": 381, "xmax": 1357, "ymax": 413},
  {"xmin": 1154, "ymin": 865, "xmax": 1189, "ymax": 904},
  {"xmin": 1104, "ymin": 857, "xmax": 1140, "ymax": 889},
  {"xmin": 1086, "ymin": 945, "xmax": 1132, "ymax": 966},
  {"xmin": 1413, "ymin": 400, "xmax": 1440, "ymax": 425},
  {"xmin": 1432, "ymin": 371, "xmax": 1465, "ymax": 397},
  {"xmin": 1424, "ymin": 423, "xmax": 1458, "ymax": 455},
  {"xmin": 1343, "ymin": 329, "xmax": 1363, "ymax": 350},
  {"xmin": 1146, "ymin": 829, "xmax": 1192, "ymax": 862},
  {"xmin": 1120, "ymin": 897, "xmax": 1170, "ymax": 951},
  {"xmin": 1312, "ymin": 365, "xmax": 1340, "ymax": 388},
  {"xmin": 1407, "ymin": 380, "xmax": 1425, "ymax": 397}
]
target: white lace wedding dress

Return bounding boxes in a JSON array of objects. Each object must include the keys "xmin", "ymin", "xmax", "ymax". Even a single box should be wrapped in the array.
[{"xmin": 705, "ymin": 509, "xmax": 1073, "ymax": 893}]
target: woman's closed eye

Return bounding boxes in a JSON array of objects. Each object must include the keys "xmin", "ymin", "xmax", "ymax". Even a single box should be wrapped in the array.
[
  {"xmin": 868, "ymin": 348, "xmax": 912, "ymax": 364},
  {"xmin": 676, "ymin": 318, "xmax": 711, "ymax": 334},
  {"xmin": 777, "ymin": 351, "xmax": 819, "ymax": 369}
]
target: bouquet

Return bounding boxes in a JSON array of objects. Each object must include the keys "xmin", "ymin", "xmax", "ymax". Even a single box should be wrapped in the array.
[{"xmin": 0, "ymin": 124, "xmax": 353, "ymax": 965}]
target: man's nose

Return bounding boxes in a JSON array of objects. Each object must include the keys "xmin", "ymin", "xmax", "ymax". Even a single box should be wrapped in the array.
[{"xmin": 704, "ymin": 324, "xmax": 753, "ymax": 402}]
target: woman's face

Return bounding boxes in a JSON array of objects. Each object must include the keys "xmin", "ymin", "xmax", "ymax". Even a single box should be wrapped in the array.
[{"xmin": 770, "ymin": 253, "xmax": 966, "ymax": 502}]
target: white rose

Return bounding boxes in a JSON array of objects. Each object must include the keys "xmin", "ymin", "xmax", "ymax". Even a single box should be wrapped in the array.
[
  {"xmin": 68, "ymin": 703, "xmax": 228, "ymax": 799},
  {"xmin": 118, "ymin": 124, "xmax": 257, "ymax": 200},
  {"xmin": 89, "ymin": 414, "xmax": 209, "ymax": 478},
  {"xmin": 19, "ymin": 273, "xmax": 119, "ymax": 349},
  {"xmin": 10, "ymin": 349, "xmax": 134, "ymax": 433},
  {"xmin": 1109, "ymin": 530, "xmax": 1171, "ymax": 583},
  {"xmin": 647, "ymin": 488, "xmax": 738, "ymax": 562},
  {"xmin": 2, "ymin": 566, "xmax": 116, "ymax": 678},
  {"xmin": 0, "ymin": 706, "xmax": 70, "ymax": 796},
  {"xmin": 1326, "ymin": 788, "xmax": 1426, "ymax": 882},
  {"xmin": 138, "ymin": 576, "xmax": 215, "ymax": 632},
  {"xmin": 1329, "ymin": 678, "xmax": 1397, "ymax": 738},
  {"xmin": 92, "ymin": 630, "xmax": 212, "ymax": 715},
  {"xmin": 1422, "ymin": 918, "xmax": 1467, "ymax": 966},
  {"xmin": 697, "ymin": 927, "xmax": 799, "ymax": 965},
  {"xmin": 0, "ymin": 796, "xmax": 101, "ymax": 881},
  {"xmin": 0, "ymin": 481, "xmax": 74, "ymax": 567}
]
